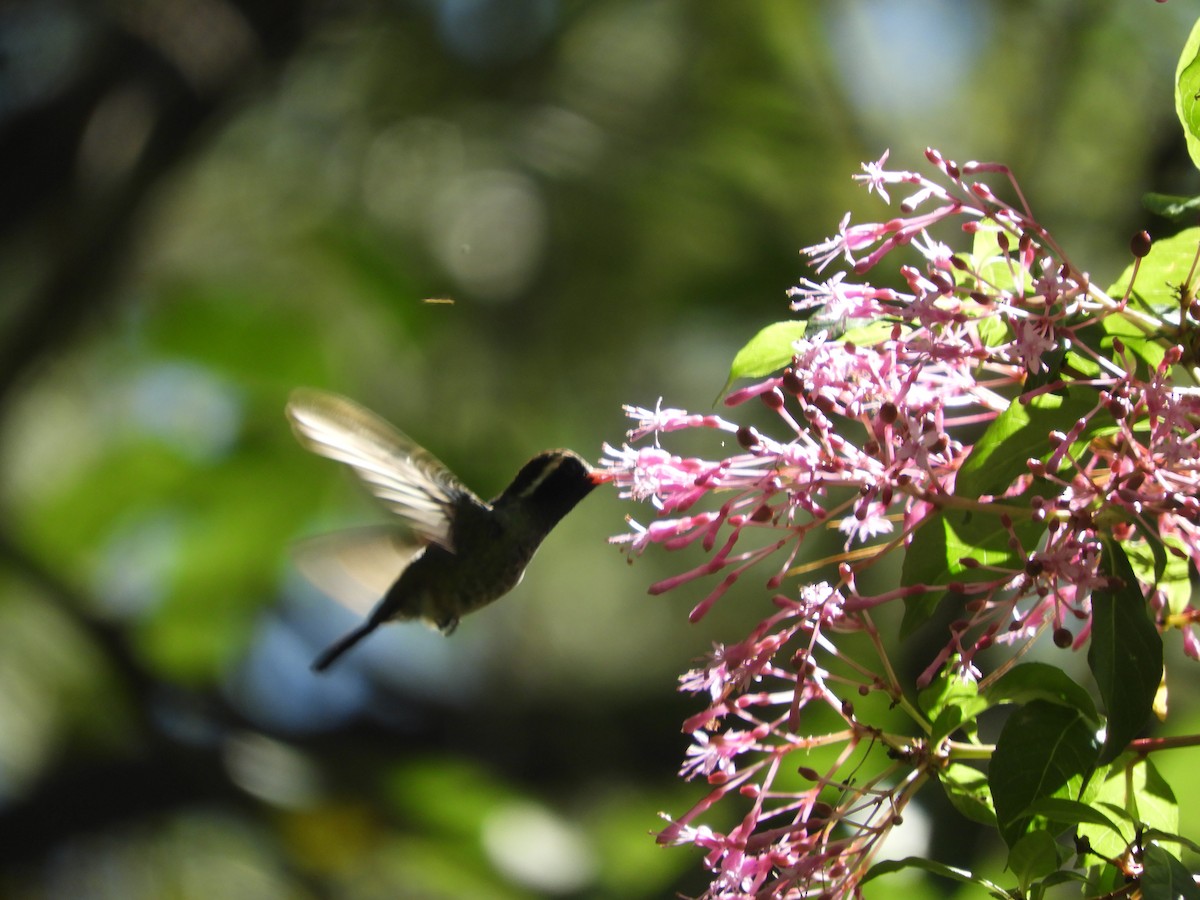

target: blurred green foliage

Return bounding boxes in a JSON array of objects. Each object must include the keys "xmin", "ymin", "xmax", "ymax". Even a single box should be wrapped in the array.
[{"xmin": 0, "ymin": 0, "xmax": 1195, "ymax": 897}]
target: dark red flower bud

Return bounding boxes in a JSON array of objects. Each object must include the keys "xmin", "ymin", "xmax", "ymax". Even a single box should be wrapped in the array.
[
  {"xmin": 1130, "ymin": 230, "xmax": 1152, "ymax": 258},
  {"xmin": 761, "ymin": 388, "xmax": 785, "ymax": 411}
]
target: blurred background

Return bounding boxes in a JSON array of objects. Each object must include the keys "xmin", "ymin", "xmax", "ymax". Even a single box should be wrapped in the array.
[{"xmin": 0, "ymin": 1, "xmax": 1196, "ymax": 897}]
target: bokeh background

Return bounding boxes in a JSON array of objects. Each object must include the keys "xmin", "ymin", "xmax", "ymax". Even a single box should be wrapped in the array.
[{"xmin": 0, "ymin": 1, "xmax": 1197, "ymax": 897}]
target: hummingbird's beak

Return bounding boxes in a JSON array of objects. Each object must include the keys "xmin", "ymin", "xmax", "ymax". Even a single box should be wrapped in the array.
[{"xmin": 588, "ymin": 469, "xmax": 616, "ymax": 485}]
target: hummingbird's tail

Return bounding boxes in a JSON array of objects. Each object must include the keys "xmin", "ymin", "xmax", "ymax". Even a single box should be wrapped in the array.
[{"xmin": 311, "ymin": 620, "xmax": 379, "ymax": 672}]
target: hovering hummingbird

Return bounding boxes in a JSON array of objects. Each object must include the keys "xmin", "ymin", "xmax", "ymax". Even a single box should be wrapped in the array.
[{"xmin": 286, "ymin": 388, "xmax": 605, "ymax": 672}]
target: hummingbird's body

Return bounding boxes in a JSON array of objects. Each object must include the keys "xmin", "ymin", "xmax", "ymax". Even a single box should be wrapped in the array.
[{"xmin": 286, "ymin": 389, "xmax": 601, "ymax": 672}]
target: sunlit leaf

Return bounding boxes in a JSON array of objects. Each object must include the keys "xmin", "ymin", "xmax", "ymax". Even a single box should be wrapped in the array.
[
  {"xmin": 1175, "ymin": 16, "xmax": 1200, "ymax": 171},
  {"xmin": 984, "ymin": 662, "xmax": 1099, "ymax": 724},
  {"xmin": 1124, "ymin": 537, "xmax": 1191, "ymax": 617},
  {"xmin": 920, "ymin": 665, "xmax": 989, "ymax": 744},
  {"xmin": 900, "ymin": 507, "xmax": 1040, "ymax": 636},
  {"xmin": 862, "ymin": 856, "xmax": 1010, "ymax": 898},
  {"xmin": 1007, "ymin": 828, "xmax": 1061, "ymax": 891},
  {"xmin": 955, "ymin": 387, "xmax": 1112, "ymax": 499},
  {"xmin": 939, "ymin": 763, "xmax": 996, "ymax": 826},
  {"xmin": 1079, "ymin": 756, "xmax": 1178, "ymax": 860},
  {"xmin": 719, "ymin": 321, "xmax": 809, "ymax": 398},
  {"xmin": 1024, "ymin": 797, "xmax": 1122, "ymax": 834}
]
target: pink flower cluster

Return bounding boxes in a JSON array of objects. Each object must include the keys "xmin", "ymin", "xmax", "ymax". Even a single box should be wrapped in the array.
[{"xmin": 602, "ymin": 149, "xmax": 1200, "ymax": 897}]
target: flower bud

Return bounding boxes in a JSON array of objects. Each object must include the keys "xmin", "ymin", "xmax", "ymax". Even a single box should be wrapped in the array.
[
  {"xmin": 761, "ymin": 388, "xmax": 785, "ymax": 411},
  {"xmin": 1129, "ymin": 230, "xmax": 1152, "ymax": 259}
]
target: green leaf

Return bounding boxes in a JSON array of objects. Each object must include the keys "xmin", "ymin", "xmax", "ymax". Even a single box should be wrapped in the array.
[
  {"xmin": 919, "ymin": 663, "xmax": 989, "ymax": 743},
  {"xmin": 1061, "ymin": 347, "xmax": 1101, "ymax": 379},
  {"xmin": 1079, "ymin": 757, "xmax": 1178, "ymax": 860},
  {"xmin": 1007, "ymin": 829, "xmax": 1061, "ymax": 891},
  {"xmin": 1105, "ymin": 226, "xmax": 1200, "ymax": 371},
  {"xmin": 955, "ymin": 388, "xmax": 1107, "ymax": 499},
  {"xmin": 899, "ymin": 508, "xmax": 1040, "ymax": 636},
  {"xmin": 1088, "ymin": 541, "xmax": 1163, "ymax": 764},
  {"xmin": 1024, "ymin": 798, "xmax": 1123, "ymax": 835},
  {"xmin": 1104, "ymin": 225, "xmax": 1200, "ymax": 321},
  {"xmin": 718, "ymin": 320, "xmax": 809, "ymax": 399},
  {"xmin": 1143, "ymin": 829, "xmax": 1200, "ymax": 858},
  {"xmin": 1175, "ymin": 16, "xmax": 1200, "ymax": 172},
  {"xmin": 984, "ymin": 663, "xmax": 1099, "ymax": 724},
  {"xmin": 1141, "ymin": 843, "xmax": 1200, "ymax": 900},
  {"xmin": 862, "ymin": 857, "xmax": 1011, "ymax": 898},
  {"xmin": 1143, "ymin": 192, "xmax": 1200, "ymax": 221},
  {"xmin": 837, "ymin": 318, "xmax": 894, "ymax": 347},
  {"xmin": 989, "ymin": 700, "xmax": 1100, "ymax": 848},
  {"xmin": 1124, "ymin": 537, "xmax": 1192, "ymax": 617},
  {"xmin": 729, "ymin": 320, "xmax": 810, "ymax": 379},
  {"xmin": 1096, "ymin": 311, "xmax": 1168, "ymax": 374},
  {"xmin": 940, "ymin": 763, "xmax": 996, "ymax": 826},
  {"xmin": 962, "ymin": 218, "xmax": 1023, "ymax": 296}
]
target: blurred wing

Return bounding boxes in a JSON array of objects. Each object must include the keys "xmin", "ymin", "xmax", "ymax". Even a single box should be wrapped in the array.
[
  {"xmin": 287, "ymin": 388, "xmax": 485, "ymax": 550},
  {"xmin": 292, "ymin": 527, "xmax": 423, "ymax": 617}
]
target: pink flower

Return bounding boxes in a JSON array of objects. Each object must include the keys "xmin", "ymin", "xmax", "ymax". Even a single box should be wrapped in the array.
[
  {"xmin": 679, "ymin": 729, "xmax": 760, "ymax": 780},
  {"xmin": 837, "ymin": 501, "xmax": 895, "ymax": 548},
  {"xmin": 606, "ymin": 147, "xmax": 1200, "ymax": 899}
]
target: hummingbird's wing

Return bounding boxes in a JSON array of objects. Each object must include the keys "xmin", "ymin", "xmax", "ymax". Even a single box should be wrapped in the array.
[
  {"xmin": 286, "ymin": 388, "xmax": 486, "ymax": 551},
  {"xmin": 292, "ymin": 527, "xmax": 424, "ymax": 617}
]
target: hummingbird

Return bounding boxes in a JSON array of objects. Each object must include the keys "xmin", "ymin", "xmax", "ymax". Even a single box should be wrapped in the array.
[{"xmin": 286, "ymin": 388, "xmax": 605, "ymax": 672}]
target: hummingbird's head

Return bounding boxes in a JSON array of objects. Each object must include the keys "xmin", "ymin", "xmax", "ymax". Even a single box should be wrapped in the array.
[{"xmin": 495, "ymin": 449, "xmax": 604, "ymax": 525}]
